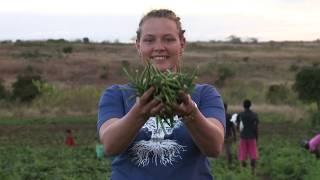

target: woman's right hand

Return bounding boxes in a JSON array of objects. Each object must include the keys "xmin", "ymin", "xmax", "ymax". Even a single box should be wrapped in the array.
[{"xmin": 134, "ymin": 86, "xmax": 164, "ymax": 122}]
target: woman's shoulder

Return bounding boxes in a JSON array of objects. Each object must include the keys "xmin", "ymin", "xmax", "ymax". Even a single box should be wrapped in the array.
[
  {"xmin": 194, "ymin": 83, "xmax": 219, "ymax": 93},
  {"xmin": 104, "ymin": 84, "xmax": 133, "ymax": 92},
  {"xmin": 100, "ymin": 84, "xmax": 135, "ymax": 99}
]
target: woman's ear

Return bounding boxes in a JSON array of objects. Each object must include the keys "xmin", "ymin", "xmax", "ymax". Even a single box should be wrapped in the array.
[
  {"xmin": 135, "ymin": 40, "xmax": 142, "ymax": 56},
  {"xmin": 181, "ymin": 37, "xmax": 186, "ymax": 50}
]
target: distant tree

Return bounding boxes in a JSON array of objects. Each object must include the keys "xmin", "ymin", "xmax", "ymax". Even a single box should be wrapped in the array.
[
  {"xmin": 83, "ymin": 37, "xmax": 90, "ymax": 44},
  {"xmin": 247, "ymin": 37, "xmax": 258, "ymax": 44},
  {"xmin": 293, "ymin": 67, "xmax": 320, "ymax": 111},
  {"xmin": 227, "ymin": 35, "xmax": 242, "ymax": 44},
  {"xmin": 47, "ymin": 39, "xmax": 67, "ymax": 43}
]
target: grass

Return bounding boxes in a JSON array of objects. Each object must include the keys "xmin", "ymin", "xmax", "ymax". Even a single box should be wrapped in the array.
[{"xmin": 0, "ymin": 115, "xmax": 96, "ymax": 125}]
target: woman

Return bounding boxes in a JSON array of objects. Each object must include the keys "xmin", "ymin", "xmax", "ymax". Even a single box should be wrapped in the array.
[{"xmin": 97, "ymin": 9, "xmax": 225, "ymax": 180}]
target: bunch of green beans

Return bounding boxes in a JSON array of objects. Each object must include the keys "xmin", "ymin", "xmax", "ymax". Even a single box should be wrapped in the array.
[{"xmin": 123, "ymin": 63, "xmax": 196, "ymax": 134}]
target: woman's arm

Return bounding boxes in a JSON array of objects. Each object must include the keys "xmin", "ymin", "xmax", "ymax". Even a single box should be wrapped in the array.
[
  {"xmin": 173, "ymin": 91, "xmax": 225, "ymax": 157},
  {"xmin": 99, "ymin": 87, "xmax": 163, "ymax": 156}
]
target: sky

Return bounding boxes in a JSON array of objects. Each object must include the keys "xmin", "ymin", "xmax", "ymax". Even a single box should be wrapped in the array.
[{"xmin": 0, "ymin": 0, "xmax": 319, "ymax": 42}]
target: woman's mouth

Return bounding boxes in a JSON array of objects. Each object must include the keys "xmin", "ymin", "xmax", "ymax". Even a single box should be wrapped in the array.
[{"xmin": 151, "ymin": 56, "xmax": 168, "ymax": 62}]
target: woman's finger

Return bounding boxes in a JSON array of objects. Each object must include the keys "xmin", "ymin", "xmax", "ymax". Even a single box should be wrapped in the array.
[
  {"xmin": 139, "ymin": 86, "xmax": 155, "ymax": 105},
  {"xmin": 150, "ymin": 102, "xmax": 164, "ymax": 116},
  {"xmin": 178, "ymin": 90, "xmax": 190, "ymax": 104}
]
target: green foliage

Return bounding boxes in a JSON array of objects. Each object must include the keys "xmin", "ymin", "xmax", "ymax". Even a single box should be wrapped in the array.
[
  {"xmin": 0, "ymin": 146, "xmax": 110, "ymax": 179},
  {"xmin": 47, "ymin": 39, "xmax": 68, "ymax": 44},
  {"xmin": 18, "ymin": 49, "xmax": 52, "ymax": 60},
  {"xmin": 123, "ymin": 63, "xmax": 196, "ymax": 132},
  {"xmin": 260, "ymin": 145, "xmax": 311, "ymax": 180},
  {"xmin": 197, "ymin": 62, "xmax": 216, "ymax": 77},
  {"xmin": 0, "ymin": 114, "xmax": 318, "ymax": 180},
  {"xmin": 12, "ymin": 68, "xmax": 44, "ymax": 102},
  {"xmin": 303, "ymin": 160, "xmax": 320, "ymax": 180},
  {"xmin": 31, "ymin": 85, "xmax": 101, "ymax": 114},
  {"xmin": 293, "ymin": 67, "xmax": 320, "ymax": 110},
  {"xmin": 266, "ymin": 84, "xmax": 293, "ymax": 105},
  {"xmin": 227, "ymin": 35, "xmax": 242, "ymax": 44},
  {"xmin": 216, "ymin": 65, "xmax": 235, "ymax": 87},
  {"xmin": 0, "ymin": 79, "xmax": 8, "ymax": 100},
  {"xmin": 62, "ymin": 46, "xmax": 73, "ymax": 54},
  {"xmin": 221, "ymin": 80, "xmax": 266, "ymax": 104}
]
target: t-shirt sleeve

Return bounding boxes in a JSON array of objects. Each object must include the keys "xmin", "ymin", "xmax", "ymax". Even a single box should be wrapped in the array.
[
  {"xmin": 97, "ymin": 85, "xmax": 125, "ymax": 131},
  {"xmin": 199, "ymin": 84, "xmax": 226, "ymax": 130}
]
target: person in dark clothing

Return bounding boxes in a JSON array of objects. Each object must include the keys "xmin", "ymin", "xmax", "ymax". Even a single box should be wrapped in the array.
[
  {"xmin": 236, "ymin": 99, "xmax": 259, "ymax": 175},
  {"xmin": 224, "ymin": 103, "xmax": 236, "ymax": 167}
]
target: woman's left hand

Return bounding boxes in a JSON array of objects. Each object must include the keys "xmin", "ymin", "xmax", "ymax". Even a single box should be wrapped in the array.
[{"xmin": 172, "ymin": 90, "xmax": 197, "ymax": 122}]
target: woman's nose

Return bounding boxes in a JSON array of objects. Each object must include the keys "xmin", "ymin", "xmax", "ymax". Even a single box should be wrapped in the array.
[{"xmin": 153, "ymin": 40, "xmax": 165, "ymax": 51}]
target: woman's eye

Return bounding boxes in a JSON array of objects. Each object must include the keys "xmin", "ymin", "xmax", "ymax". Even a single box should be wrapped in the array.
[
  {"xmin": 143, "ymin": 39, "xmax": 154, "ymax": 43},
  {"xmin": 165, "ymin": 38, "xmax": 176, "ymax": 42}
]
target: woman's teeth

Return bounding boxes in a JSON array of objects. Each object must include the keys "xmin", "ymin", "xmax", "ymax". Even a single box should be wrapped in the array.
[{"xmin": 152, "ymin": 56, "xmax": 166, "ymax": 61}]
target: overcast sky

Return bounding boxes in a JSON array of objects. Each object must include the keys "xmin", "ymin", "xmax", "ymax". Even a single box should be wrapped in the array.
[{"xmin": 0, "ymin": 0, "xmax": 319, "ymax": 42}]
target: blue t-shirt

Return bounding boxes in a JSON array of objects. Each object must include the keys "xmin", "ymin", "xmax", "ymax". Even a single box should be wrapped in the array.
[{"xmin": 97, "ymin": 84, "xmax": 225, "ymax": 180}]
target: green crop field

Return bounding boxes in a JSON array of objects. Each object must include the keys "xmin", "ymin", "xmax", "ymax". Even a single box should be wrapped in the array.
[{"xmin": 0, "ymin": 115, "xmax": 319, "ymax": 179}]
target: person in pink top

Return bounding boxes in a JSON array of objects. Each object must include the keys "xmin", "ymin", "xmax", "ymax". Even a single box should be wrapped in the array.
[
  {"xmin": 303, "ymin": 133, "xmax": 320, "ymax": 159},
  {"xmin": 308, "ymin": 134, "xmax": 320, "ymax": 158}
]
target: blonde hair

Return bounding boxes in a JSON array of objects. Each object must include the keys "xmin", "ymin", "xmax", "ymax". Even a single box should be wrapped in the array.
[{"xmin": 136, "ymin": 9, "xmax": 185, "ymax": 41}]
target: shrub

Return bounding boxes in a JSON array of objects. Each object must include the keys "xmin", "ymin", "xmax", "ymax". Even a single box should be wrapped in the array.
[
  {"xmin": 266, "ymin": 84, "xmax": 291, "ymax": 105},
  {"xmin": 215, "ymin": 65, "xmax": 235, "ymax": 87},
  {"xmin": 12, "ymin": 67, "xmax": 44, "ymax": 102},
  {"xmin": 293, "ymin": 67, "xmax": 320, "ymax": 110},
  {"xmin": 62, "ymin": 46, "xmax": 73, "ymax": 54}
]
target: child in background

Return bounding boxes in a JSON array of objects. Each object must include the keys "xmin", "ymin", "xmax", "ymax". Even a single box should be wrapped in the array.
[{"xmin": 65, "ymin": 129, "xmax": 75, "ymax": 147}]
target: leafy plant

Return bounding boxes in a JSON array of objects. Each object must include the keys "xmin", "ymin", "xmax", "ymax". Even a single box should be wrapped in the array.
[
  {"xmin": 293, "ymin": 67, "xmax": 320, "ymax": 110},
  {"xmin": 12, "ymin": 67, "xmax": 44, "ymax": 102},
  {"xmin": 62, "ymin": 46, "xmax": 73, "ymax": 54},
  {"xmin": 123, "ymin": 63, "xmax": 196, "ymax": 134}
]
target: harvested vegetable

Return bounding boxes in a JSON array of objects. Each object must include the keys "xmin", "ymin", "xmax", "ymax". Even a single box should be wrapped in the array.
[{"xmin": 123, "ymin": 62, "xmax": 196, "ymax": 134}]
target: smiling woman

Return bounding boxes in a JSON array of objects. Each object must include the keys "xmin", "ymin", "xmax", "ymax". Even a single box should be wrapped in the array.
[
  {"xmin": 97, "ymin": 9, "xmax": 225, "ymax": 180},
  {"xmin": 135, "ymin": 10, "xmax": 186, "ymax": 72}
]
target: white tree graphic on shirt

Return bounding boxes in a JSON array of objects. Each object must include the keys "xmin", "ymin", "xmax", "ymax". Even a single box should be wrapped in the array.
[{"xmin": 130, "ymin": 116, "xmax": 186, "ymax": 167}]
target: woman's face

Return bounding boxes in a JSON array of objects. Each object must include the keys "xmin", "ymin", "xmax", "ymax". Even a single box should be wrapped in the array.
[{"xmin": 136, "ymin": 17, "xmax": 185, "ymax": 72}]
